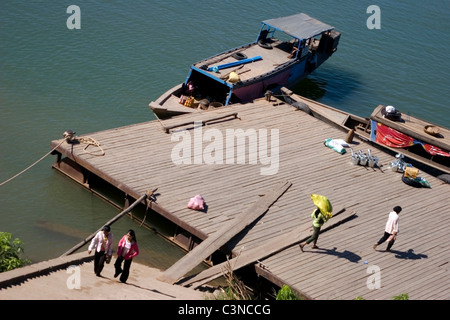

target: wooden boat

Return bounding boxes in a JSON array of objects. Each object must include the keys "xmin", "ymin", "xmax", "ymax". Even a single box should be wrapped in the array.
[
  {"xmin": 280, "ymin": 87, "xmax": 450, "ymax": 175},
  {"xmin": 149, "ymin": 13, "xmax": 340, "ymax": 119}
]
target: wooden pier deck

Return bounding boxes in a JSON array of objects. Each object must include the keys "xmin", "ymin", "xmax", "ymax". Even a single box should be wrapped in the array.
[{"xmin": 50, "ymin": 97, "xmax": 449, "ymax": 300}]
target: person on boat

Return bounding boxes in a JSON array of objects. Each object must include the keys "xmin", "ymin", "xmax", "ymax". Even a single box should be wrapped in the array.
[
  {"xmin": 182, "ymin": 81, "xmax": 195, "ymax": 96},
  {"xmin": 88, "ymin": 225, "xmax": 113, "ymax": 277},
  {"xmin": 299, "ymin": 207, "xmax": 330, "ymax": 251},
  {"xmin": 114, "ymin": 229, "xmax": 139, "ymax": 283},
  {"xmin": 381, "ymin": 105, "xmax": 402, "ymax": 121},
  {"xmin": 373, "ymin": 206, "xmax": 402, "ymax": 252},
  {"xmin": 288, "ymin": 39, "xmax": 301, "ymax": 59}
]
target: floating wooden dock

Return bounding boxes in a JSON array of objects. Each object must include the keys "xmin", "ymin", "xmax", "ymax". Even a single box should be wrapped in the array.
[{"xmin": 50, "ymin": 96, "xmax": 449, "ymax": 300}]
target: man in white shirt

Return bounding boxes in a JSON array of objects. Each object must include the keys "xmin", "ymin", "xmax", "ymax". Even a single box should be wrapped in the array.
[{"xmin": 373, "ymin": 206, "xmax": 402, "ymax": 252}]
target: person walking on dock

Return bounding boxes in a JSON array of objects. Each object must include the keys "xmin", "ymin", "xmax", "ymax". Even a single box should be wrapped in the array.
[
  {"xmin": 114, "ymin": 229, "xmax": 139, "ymax": 283},
  {"xmin": 88, "ymin": 225, "xmax": 113, "ymax": 277},
  {"xmin": 373, "ymin": 206, "xmax": 402, "ymax": 252},
  {"xmin": 300, "ymin": 207, "xmax": 330, "ymax": 251}
]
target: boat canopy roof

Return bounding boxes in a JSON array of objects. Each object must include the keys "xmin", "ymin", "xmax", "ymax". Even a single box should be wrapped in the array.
[{"xmin": 262, "ymin": 13, "xmax": 334, "ymax": 41}]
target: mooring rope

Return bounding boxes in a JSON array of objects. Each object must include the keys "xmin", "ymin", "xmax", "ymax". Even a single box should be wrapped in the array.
[
  {"xmin": 0, "ymin": 131, "xmax": 104, "ymax": 187},
  {"xmin": 0, "ymin": 139, "xmax": 65, "ymax": 187}
]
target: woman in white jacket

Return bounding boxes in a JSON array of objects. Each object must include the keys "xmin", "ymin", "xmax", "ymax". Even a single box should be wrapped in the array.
[{"xmin": 88, "ymin": 225, "xmax": 113, "ymax": 277}]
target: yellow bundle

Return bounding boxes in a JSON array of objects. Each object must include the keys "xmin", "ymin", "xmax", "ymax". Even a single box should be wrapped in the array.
[
  {"xmin": 184, "ymin": 96, "xmax": 195, "ymax": 107},
  {"xmin": 228, "ymin": 71, "xmax": 240, "ymax": 83},
  {"xmin": 404, "ymin": 166, "xmax": 419, "ymax": 179},
  {"xmin": 310, "ymin": 194, "xmax": 333, "ymax": 219}
]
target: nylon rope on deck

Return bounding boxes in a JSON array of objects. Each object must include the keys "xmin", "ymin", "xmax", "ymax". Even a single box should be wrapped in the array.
[{"xmin": 77, "ymin": 136, "xmax": 105, "ymax": 156}]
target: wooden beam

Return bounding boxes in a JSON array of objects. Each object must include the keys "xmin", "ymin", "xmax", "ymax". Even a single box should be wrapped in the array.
[
  {"xmin": 180, "ymin": 208, "xmax": 356, "ymax": 288},
  {"xmin": 162, "ymin": 112, "xmax": 239, "ymax": 133},
  {"xmin": 60, "ymin": 189, "xmax": 156, "ymax": 257},
  {"xmin": 157, "ymin": 180, "xmax": 292, "ymax": 284},
  {"xmin": 150, "ymin": 201, "xmax": 209, "ymax": 241}
]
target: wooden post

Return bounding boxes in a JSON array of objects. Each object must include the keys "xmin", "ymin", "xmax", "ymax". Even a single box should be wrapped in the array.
[
  {"xmin": 60, "ymin": 189, "xmax": 157, "ymax": 257},
  {"xmin": 345, "ymin": 129, "xmax": 355, "ymax": 143}
]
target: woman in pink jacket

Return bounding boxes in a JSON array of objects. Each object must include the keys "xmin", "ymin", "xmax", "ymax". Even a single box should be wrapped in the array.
[{"xmin": 114, "ymin": 229, "xmax": 139, "ymax": 283}]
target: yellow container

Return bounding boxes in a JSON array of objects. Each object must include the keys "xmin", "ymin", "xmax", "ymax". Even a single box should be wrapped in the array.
[
  {"xmin": 184, "ymin": 96, "xmax": 194, "ymax": 108},
  {"xmin": 404, "ymin": 167, "xmax": 419, "ymax": 179}
]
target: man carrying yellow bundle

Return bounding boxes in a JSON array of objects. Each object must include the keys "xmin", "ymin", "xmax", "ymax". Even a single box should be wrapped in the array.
[{"xmin": 300, "ymin": 194, "xmax": 332, "ymax": 251}]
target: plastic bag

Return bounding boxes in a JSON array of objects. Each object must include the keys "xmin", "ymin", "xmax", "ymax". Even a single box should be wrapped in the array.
[
  {"xmin": 402, "ymin": 176, "xmax": 431, "ymax": 188},
  {"xmin": 228, "ymin": 71, "xmax": 240, "ymax": 83},
  {"xmin": 310, "ymin": 194, "xmax": 333, "ymax": 219},
  {"xmin": 324, "ymin": 138, "xmax": 346, "ymax": 154},
  {"xmin": 187, "ymin": 194, "xmax": 205, "ymax": 211},
  {"xmin": 331, "ymin": 139, "xmax": 350, "ymax": 148},
  {"xmin": 417, "ymin": 177, "xmax": 431, "ymax": 188}
]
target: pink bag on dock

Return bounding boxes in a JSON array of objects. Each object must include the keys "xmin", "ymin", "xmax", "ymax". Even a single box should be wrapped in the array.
[{"xmin": 187, "ymin": 195, "xmax": 205, "ymax": 211}]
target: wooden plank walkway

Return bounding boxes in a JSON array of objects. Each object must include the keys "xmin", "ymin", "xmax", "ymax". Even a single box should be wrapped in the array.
[
  {"xmin": 158, "ymin": 180, "xmax": 292, "ymax": 284},
  {"xmin": 50, "ymin": 97, "xmax": 450, "ymax": 300},
  {"xmin": 180, "ymin": 208, "xmax": 355, "ymax": 290}
]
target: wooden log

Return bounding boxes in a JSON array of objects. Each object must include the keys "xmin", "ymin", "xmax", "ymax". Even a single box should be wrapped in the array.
[
  {"xmin": 163, "ymin": 112, "xmax": 239, "ymax": 133},
  {"xmin": 157, "ymin": 180, "xmax": 292, "ymax": 284},
  {"xmin": 180, "ymin": 208, "xmax": 356, "ymax": 288},
  {"xmin": 60, "ymin": 189, "xmax": 156, "ymax": 257}
]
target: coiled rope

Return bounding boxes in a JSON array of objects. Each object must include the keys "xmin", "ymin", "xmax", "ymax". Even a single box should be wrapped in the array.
[{"xmin": 77, "ymin": 136, "xmax": 105, "ymax": 156}]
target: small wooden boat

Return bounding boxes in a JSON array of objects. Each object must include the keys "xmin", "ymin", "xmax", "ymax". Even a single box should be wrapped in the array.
[
  {"xmin": 280, "ymin": 88, "xmax": 450, "ymax": 175},
  {"xmin": 149, "ymin": 13, "xmax": 340, "ymax": 119}
]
